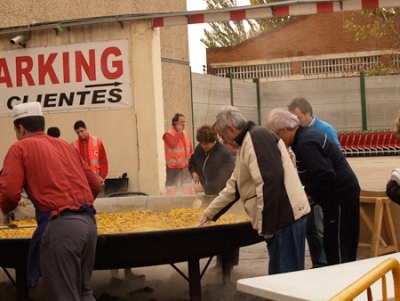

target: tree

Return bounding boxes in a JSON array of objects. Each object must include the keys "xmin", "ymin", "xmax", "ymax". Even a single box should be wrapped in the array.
[
  {"xmin": 344, "ymin": 8, "xmax": 400, "ymax": 75},
  {"xmin": 344, "ymin": 8, "xmax": 400, "ymax": 42},
  {"xmin": 201, "ymin": 0, "xmax": 291, "ymax": 48}
]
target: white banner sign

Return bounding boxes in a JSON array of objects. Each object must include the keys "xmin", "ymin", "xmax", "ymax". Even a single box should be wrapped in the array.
[{"xmin": 0, "ymin": 39, "xmax": 132, "ymax": 116}]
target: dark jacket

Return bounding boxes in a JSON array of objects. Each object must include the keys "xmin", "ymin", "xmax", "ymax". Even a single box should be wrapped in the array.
[
  {"xmin": 291, "ymin": 126, "xmax": 360, "ymax": 209},
  {"xmin": 188, "ymin": 141, "xmax": 234, "ymax": 195}
]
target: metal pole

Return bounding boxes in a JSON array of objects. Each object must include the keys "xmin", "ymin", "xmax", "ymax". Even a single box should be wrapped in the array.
[
  {"xmin": 360, "ymin": 72, "xmax": 367, "ymax": 131},
  {"xmin": 253, "ymin": 78, "xmax": 261, "ymax": 125},
  {"xmin": 226, "ymin": 73, "xmax": 234, "ymax": 106},
  {"xmin": 190, "ymin": 67, "xmax": 195, "ymax": 145}
]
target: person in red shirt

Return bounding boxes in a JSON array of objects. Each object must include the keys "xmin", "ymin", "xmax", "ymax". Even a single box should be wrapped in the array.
[
  {"xmin": 0, "ymin": 102, "xmax": 100, "ymax": 301},
  {"xmin": 73, "ymin": 120, "xmax": 108, "ymax": 194}
]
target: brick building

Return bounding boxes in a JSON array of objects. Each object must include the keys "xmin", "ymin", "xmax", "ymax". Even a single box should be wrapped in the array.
[{"xmin": 206, "ymin": 11, "xmax": 400, "ymax": 81}]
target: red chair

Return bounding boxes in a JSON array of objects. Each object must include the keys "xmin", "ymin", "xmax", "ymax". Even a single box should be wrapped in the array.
[
  {"xmin": 354, "ymin": 132, "xmax": 366, "ymax": 156},
  {"xmin": 345, "ymin": 132, "xmax": 357, "ymax": 157},
  {"xmin": 375, "ymin": 131, "xmax": 385, "ymax": 156},
  {"xmin": 369, "ymin": 131, "xmax": 379, "ymax": 156},
  {"xmin": 363, "ymin": 131, "xmax": 376, "ymax": 156},
  {"xmin": 389, "ymin": 132, "xmax": 400, "ymax": 155},
  {"xmin": 383, "ymin": 131, "xmax": 396, "ymax": 155},
  {"xmin": 356, "ymin": 131, "xmax": 367, "ymax": 156},
  {"xmin": 393, "ymin": 133, "xmax": 400, "ymax": 154},
  {"xmin": 338, "ymin": 132, "xmax": 345, "ymax": 145},
  {"xmin": 338, "ymin": 132, "xmax": 349, "ymax": 156}
]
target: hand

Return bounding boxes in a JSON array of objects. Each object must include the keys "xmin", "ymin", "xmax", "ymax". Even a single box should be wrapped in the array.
[
  {"xmin": 191, "ymin": 173, "xmax": 200, "ymax": 184},
  {"xmin": 18, "ymin": 198, "xmax": 27, "ymax": 207},
  {"xmin": 224, "ymin": 142, "xmax": 239, "ymax": 152},
  {"xmin": 98, "ymin": 176, "xmax": 105, "ymax": 184},
  {"xmin": 193, "ymin": 185, "xmax": 204, "ymax": 193},
  {"xmin": 198, "ymin": 214, "xmax": 210, "ymax": 227},
  {"xmin": 2, "ymin": 211, "xmax": 17, "ymax": 228},
  {"xmin": 263, "ymin": 233, "xmax": 274, "ymax": 239}
]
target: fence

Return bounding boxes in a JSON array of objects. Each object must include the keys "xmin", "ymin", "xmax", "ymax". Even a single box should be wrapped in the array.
[{"xmin": 191, "ymin": 73, "xmax": 400, "ymax": 143}]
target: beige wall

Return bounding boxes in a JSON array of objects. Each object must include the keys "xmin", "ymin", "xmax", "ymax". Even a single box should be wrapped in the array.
[
  {"xmin": 0, "ymin": 1, "xmax": 185, "ymax": 27},
  {"xmin": 0, "ymin": 1, "xmax": 191, "ymax": 195},
  {"xmin": 160, "ymin": 25, "xmax": 193, "ymax": 140}
]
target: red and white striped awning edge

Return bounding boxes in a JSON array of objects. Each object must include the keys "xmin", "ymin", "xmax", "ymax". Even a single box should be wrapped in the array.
[{"xmin": 153, "ymin": 0, "xmax": 399, "ymax": 27}]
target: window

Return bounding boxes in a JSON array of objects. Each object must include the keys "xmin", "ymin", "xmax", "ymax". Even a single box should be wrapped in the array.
[
  {"xmin": 302, "ymin": 56, "xmax": 381, "ymax": 75},
  {"xmin": 214, "ymin": 62, "xmax": 292, "ymax": 79},
  {"xmin": 391, "ymin": 54, "xmax": 400, "ymax": 68}
]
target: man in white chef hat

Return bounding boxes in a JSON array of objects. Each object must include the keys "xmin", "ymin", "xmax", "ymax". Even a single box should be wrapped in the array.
[{"xmin": 0, "ymin": 102, "xmax": 101, "ymax": 301}]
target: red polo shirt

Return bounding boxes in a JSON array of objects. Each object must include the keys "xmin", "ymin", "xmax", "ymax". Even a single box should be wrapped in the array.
[{"xmin": 0, "ymin": 132, "xmax": 100, "ymax": 218}]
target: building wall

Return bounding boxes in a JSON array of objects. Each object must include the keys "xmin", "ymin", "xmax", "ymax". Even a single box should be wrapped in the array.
[
  {"xmin": 0, "ymin": 2, "xmax": 191, "ymax": 135},
  {"xmin": 206, "ymin": 11, "xmax": 400, "ymax": 80},
  {"xmin": 160, "ymin": 25, "xmax": 192, "ymax": 135},
  {"xmin": 0, "ymin": 1, "xmax": 190, "ymax": 195},
  {"xmin": 0, "ymin": 1, "xmax": 185, "ymax": 27}
]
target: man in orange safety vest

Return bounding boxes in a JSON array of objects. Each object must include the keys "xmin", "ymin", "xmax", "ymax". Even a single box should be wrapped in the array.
[
  {"xmin": 73, "ymin": 120, "xmax": 108, "ymax": 196},
  {"xmin": 163, "ymin": 113, "xmax": 193, "ymax": 195}
]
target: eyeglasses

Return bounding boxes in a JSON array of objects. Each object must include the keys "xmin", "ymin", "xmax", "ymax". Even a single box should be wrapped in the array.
[{"xmin": 216, "ymin": 127, "xmax": 228, "ymax": 138}]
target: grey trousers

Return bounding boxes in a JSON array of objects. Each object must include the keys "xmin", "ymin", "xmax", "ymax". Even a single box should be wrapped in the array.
[{"xmin": 40, "ymin": 212, "xmax": 97, "ymax": 301}]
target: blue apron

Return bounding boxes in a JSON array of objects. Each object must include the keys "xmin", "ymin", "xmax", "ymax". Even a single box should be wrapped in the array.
[
  {"xmin": 26, "ymin": 203, "xmax": 95, "ymax": 288},
  {"xmin": 27, "ymin": 206, "xmax": 50, "ymax": 288}
]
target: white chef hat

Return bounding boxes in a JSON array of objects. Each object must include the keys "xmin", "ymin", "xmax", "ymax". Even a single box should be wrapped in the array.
[{"xmin": 13, "ymin": 102, "xmax": 43, "ymax": 120}]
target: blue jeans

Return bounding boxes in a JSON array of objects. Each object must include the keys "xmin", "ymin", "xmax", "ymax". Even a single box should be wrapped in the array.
[
  {"xmin": 306, "ymin": 205, "xmax": 327, "ymax": 268},
  {"xmin": 266, "ymin": 215, "xmax": 308, "ymax": 275}
]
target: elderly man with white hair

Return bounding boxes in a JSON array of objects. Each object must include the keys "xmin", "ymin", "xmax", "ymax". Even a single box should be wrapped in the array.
[
  {"xmin": 199, "ymin": 106, "xmax": 310, "ymax": 275},
  {"xmin": 265, "ymin": 108, "xmax": 360, "ymax": 266}
]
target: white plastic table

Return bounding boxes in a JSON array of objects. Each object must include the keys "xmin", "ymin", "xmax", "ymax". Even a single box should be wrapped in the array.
[{"xmin": 237, "ymin": 252, "xmax": 400, "ymax": 301}]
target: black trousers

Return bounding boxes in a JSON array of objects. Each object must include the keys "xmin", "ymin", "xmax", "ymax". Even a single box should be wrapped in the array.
[{"xmin": 322, "ymin": 195, "xmax": 360, "ymax": 265}]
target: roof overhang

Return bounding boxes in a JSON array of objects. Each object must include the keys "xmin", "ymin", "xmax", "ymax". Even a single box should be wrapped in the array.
[{"xmin": 0, "ymin": 0, "xmax": 398, "ymax": 35}]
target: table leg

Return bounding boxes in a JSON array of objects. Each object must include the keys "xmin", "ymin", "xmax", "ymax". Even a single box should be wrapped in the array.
[
  {"xmin": 220, "ymin": 248, "xmax": 239, "ymax": 284},
  {"xmin": 187, "ymin": 259, "xmax": 202, "ymax": 301},
  {"xmin": 15, "ymin": 267, "xmax": 31, "ymax": 301},
  {"xmin": 220, "ymin": 253, "xmax": 233, "ymax": 284}
]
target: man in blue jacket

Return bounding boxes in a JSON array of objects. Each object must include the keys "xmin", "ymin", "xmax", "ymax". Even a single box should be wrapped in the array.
[{"xmin": 288, "ymin": 97, "xmax": 341, "ymax": 268}]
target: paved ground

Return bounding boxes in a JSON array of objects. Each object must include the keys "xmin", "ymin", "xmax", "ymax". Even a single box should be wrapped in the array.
[
  {"xmin": 0, "ymin": 242, "xmax": 277, "ymax": 301},
  {"xmin": 347, "ymin": 156, "xmax": 397, "ymax": 191},
  {"xmin": 0, "ymin": 155, "xmax": 398, "ymax": 300}
]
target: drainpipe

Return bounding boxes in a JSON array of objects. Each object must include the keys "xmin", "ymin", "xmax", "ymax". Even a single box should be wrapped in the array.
[
  {"xmin": 253, "ymin": 78, "xmax": 261, "ymax": 125},
  {"xmin": 360, "ymin": 72, "xmax": 367, "ymax": 131},
  {"xmin": 226, "ymin": 73, "xmax": 234, "ymax": 106},
  {"xmin": 190, "ymin": 67, "xmax": 195, "ymax": 145}
]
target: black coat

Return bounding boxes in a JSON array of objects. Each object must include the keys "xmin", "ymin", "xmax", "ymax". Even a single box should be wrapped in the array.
[
  {"xmin": 188, "ymin": 142, "xmax": 234, "ymax": 195},
  {"xmin": 292, "ymin": 126, "xmax": 360, "ymax": 209}
]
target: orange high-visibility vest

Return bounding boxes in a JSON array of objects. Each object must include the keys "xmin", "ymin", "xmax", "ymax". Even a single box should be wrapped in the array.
[
  {"xmin": 73, "ymin": 136, "xmax": 102, "ymax": 175},
  {"xmin": 164, "ymin": 129, "xmax": 192, "ymax": 169}
]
